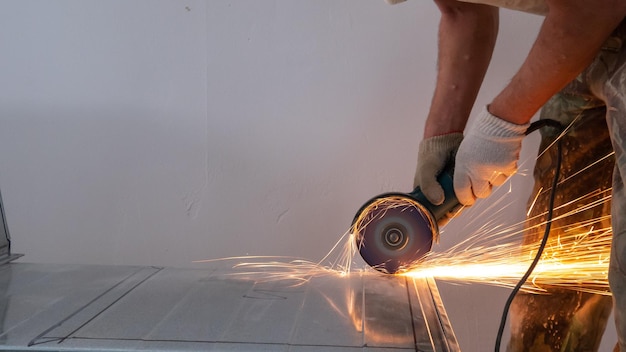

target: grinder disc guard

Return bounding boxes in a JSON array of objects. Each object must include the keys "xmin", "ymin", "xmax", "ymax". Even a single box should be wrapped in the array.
[{"xmin": 353, "ymin": 195, "xmax": 437, "ymax": 274}]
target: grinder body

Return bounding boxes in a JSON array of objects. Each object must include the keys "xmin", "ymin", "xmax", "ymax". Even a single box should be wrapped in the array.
[
  {"xmin": 407, "ymin": 170, "xmax": 458, "ymax": 221},
  {"xmin": 352, "ymin": 169, "xmax": 459, "ymax": 274}
]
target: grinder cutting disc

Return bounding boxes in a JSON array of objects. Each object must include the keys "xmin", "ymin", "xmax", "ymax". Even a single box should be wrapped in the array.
[{"xmin": 353, "ymin": 194, "xmax": 436, "ymax": 274}]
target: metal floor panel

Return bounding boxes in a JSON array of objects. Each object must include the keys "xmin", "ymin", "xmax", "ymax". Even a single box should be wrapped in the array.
[{"xmin": 0, "ymin": 263, "xmax": 458, "ymax": 351}]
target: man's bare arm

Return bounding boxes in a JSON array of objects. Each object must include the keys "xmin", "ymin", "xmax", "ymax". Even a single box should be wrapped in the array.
[
  {"xmin": 490, "ymin": 0, "xmax": 626, "ymax": 124},
  {"xmin": 424, "ymin": 0, "xmax": 498, "ymax": 138}
]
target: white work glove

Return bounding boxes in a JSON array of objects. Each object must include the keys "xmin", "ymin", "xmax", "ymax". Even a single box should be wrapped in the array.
[
  {"xmin": 454, "ymin": 106, "xmax": 529, "ymax": 206},
  {"xmin": 414, "ymin": 133, "xmax": 464, "ymax": 205}
]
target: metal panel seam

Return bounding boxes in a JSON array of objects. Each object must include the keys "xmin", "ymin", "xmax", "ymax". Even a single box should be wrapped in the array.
[{"xmin": 28, "ymin": 266, "xmax": 165, "ymax": 347}]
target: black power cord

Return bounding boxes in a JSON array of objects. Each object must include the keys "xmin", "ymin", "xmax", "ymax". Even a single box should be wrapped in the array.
[{"xmin": 494, "ymin": 119, "xmax": 565, "ymax": 351}]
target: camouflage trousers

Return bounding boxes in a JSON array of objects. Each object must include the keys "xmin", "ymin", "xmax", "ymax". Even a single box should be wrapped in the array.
[{"xmin": 507, "ymin": 18, "xmax": 626, "ymax": 352}]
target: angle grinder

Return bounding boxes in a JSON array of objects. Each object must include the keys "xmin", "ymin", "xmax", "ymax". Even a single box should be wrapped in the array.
[
  {"xmin": 352, "ymin": 119, "xmax": 562, "ymax": 274},
  {"xmin": 352, "ymin": 167, "xmax": 458, "ymax": 274}
]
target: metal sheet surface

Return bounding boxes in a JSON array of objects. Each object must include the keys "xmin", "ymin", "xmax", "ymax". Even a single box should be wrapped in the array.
[
  {"xmin": 0, "ymin": 191, "xmax": 12, "ymax": 258},
  {"xmin": 0, "ymin": 263, "xmax": 458, "ymax": 351}
]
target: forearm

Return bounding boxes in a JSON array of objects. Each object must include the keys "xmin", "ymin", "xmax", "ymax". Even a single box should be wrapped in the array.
[
  {"xmin": 490, "ymin": 0, "xmax": 626, "ymax": 124},
  {"xmin": 425, "ymin": 1, "xmax": 498, "ymax": 138}
]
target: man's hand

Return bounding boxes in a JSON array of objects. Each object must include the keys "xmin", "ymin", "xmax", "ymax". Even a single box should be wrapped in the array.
[
  {"xmin": 453, "ymin": 107, "xmax": 529, "ymax": 205},
  {"xmin": 414, "ymin": 133, "xmax": 463, "ymax": 205}
]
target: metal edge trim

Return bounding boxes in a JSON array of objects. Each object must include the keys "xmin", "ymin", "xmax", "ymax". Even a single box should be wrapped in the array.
[
  {"xmin": 407, "ymin": 276, "xmax": 461, "ymax": 352},
  {"xmin": 425, "ymin": 277, "xmax": 460, "ymax": 352}
]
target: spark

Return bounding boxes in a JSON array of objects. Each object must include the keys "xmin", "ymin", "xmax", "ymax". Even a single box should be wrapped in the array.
[
  {"xmin": 194, "ymin": 230, "xmax": 362, "ymax": 285},
  {"xmin": 196, "ymin": 133, "xmax": 614, "ymax": 297},
  {"xmin": 400, "ymin": 149, "xmax": 614, "ymax": 295},
  {"xmin": 196, "ymin": 181, "xmax": 612, "ymax": 295},
  {"xmin": 401, "ymin": 228, "xmax": 612, "ymax": 295},
  {"xmin": 527, "ymin": 187, "xmax": 543, "ymax": 216},
  {"xmin": 352, "ymin": 195, "xmax": 438, "ymax": 243},
  {"xmin": 197, "ymin": 182, "xmax": 612, "ymax": 296}
]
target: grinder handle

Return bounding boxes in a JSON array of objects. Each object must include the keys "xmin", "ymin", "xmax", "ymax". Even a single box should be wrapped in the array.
[{"xmin": 408, "ymin": 168, "xmax": 459, "ymax": 222}]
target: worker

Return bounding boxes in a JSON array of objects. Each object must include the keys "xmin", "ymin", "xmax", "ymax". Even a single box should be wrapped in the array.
[{"xmin": 387, "ymin": 0, "xmax": 626, "ymax": 351}]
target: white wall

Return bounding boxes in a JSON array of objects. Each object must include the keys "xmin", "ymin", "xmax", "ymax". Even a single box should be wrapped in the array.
[
  {"xmin": 0, "ymin": 0, "xmax": 539, "ymax": 267},
  {"xmin": 2, "ymin": 1, "xmax": 617, "ymax": 350}
]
